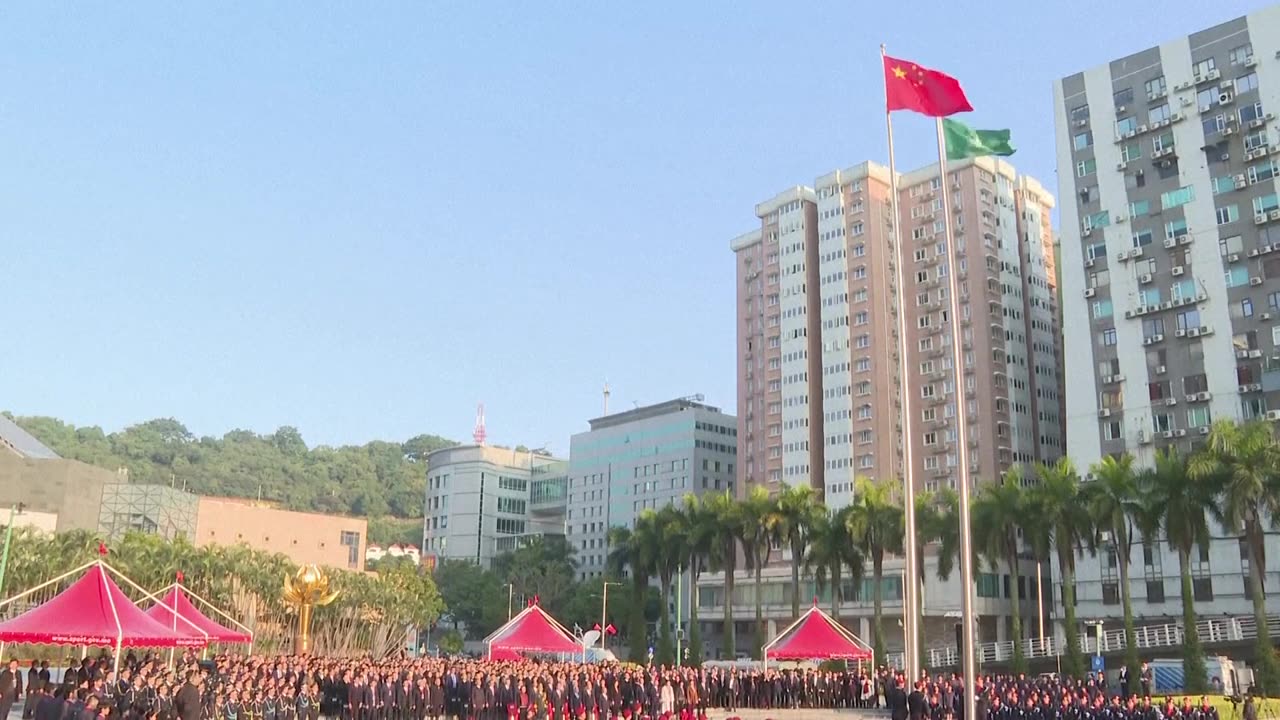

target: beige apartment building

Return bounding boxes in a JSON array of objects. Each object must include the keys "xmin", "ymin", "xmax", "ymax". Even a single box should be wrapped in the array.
[
  {"xmin": 721, "ymin": 156, "xmax": 1063, "ymax": 659},
  {"xmin": 195, "ymin": 496, "xmax": 367, "ymax": 572}
]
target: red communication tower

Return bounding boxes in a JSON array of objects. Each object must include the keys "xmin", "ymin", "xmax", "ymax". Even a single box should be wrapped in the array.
[{"xmin": 473, "ymin": 403, "xmax": 487, "ymax": 446}]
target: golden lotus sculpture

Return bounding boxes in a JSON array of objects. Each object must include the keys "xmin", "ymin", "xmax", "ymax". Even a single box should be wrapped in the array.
[{"xmin": 283, "ymin": 564, "xmax": 339, "ymax": 654}]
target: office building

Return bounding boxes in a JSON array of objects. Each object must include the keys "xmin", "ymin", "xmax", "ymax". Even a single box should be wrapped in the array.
[
  {"xmin": 1054, "ymin": 8, "xmax": 1280, "ymax": 621},
  {"xmin": 422, "ymin": 445, "xmax": 568, "ymax": 568},
  {"xmin": 566, "ymin": 396, "xmax": 738, "ymax": 581},
  {"xmin": 721, "ymin": 157, "xmax": 1062, "ymax": 657}
]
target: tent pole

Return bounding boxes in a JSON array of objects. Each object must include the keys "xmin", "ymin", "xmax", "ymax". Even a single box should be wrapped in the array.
[{"xmin": 181, "ymin": 583, "xmax": 254, "ymax": 635}]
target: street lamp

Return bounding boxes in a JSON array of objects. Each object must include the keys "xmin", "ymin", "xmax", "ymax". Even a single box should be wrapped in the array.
[
  {"xmin": 601, "ymin": 581, "xmax": 622, "ymax": 653},
  {"xmin": 503, "ymin": 583, "xmax": 515, "ymax": 621},
  {"xmin": 0, "ymin": 503, "xmax": 26, "ymax": 596}
]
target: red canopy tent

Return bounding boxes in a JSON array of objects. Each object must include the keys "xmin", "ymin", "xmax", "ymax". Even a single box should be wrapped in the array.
[
  {"xmin": 145, "ymin": 584, "xmax": 253, "ymax": 645},
  {"xmin": 763, "ymin": 602, "xmax": 873, "ymax": 667},
  {"xmin": 0, "ymin": 559, "xmax": 208, "ymax": 674},
  {"xmin": 484, "ymin": 601, "xmax": 580, "ymax": 659}
]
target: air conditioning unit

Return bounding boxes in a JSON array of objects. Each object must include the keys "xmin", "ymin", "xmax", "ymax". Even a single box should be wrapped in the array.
[
  {"xmin": 1076, "ymin": 118, "xmax": 1088, "ymax": 127},
  {"xmin": 1245, "ymin": 57, "xmax": 1258, "ymax": 68},
  {"xmin": 1172, "ymin": 265, "xmax": 1185, "ymax": 276},
  {"xmin": 1132, "ymin": 247, "xmax": 1145, "ymax": 258},
  {"xmin": 1199, "ymin": 325, "xmax": 1213, "ymax": 335},
  {"xmin": 1222, "ymin": 153, "xmax": 1232, "ymax": 162},
  {"xmin": 1116, "ymin": 161, "xmax": 1128, "ymax": 171},
  {"xmin": 1175, "ymin": 328, "xmax": 1188, "ymax": 338},
  {"xmin": 1198, "ymin": 392, "xmax": 1211, "ymax": 401},
  {"xmin": 1165, "ymin": 397, "xmax": 1178, "ymax": 406},
  {"xmin": 1199, "ymin": 426, "xmax": 1211, "ymax": 436},
  {"xmin": 1225, "ymin": 126, "xmax": 1238, "ymax": 136},
  {"xmin": 1145, "ymin": 334, "xmax": 1164, "ymax": 345},
  {"xmin": 1188, "ymin": 327, "xmax": 1201, "ymax": 337},
  {"xmin": 1138, "ymin": 124, "xmax": 1149, "ymax": 134},
  {"xmin": 1270, "ymin": 209, "xmax": 1280, "ymax": 221},
  {"xmin": 1249, "ymin": 349, "xmax": 1263, "ymax": 358},
  {"xmin": 1236, "ymin": 178, "xmax": 1248, "ymax": 190},
  {"xmin": 1116, "ymin": 251, "xmax": 1129, "ymax": 262},
  {"xmin": 1266, "ymin": 410, "xmax": 1280, "ymax": 421},
  {"xmin": 1228, "ymin": 253, "xmax": 1241, "ymax": 262},
  {"xmin": 1114, "ymin": 213, "xmax": 1127, "ymax": 223},
  {"xmin": 1171, "ymin": 112, "xmax": 1184, "ymax": 122},
  {"xmin": 1085, "ymin": 258, "xmax": 1096, "ymax": 268},
  {"xmin": 1138, "ymin": 431, "xmax": 1151, "ymax": 444},
  {"xmin": 1125, "ymin": 310, "xmax": 1136, "ymax": 319},
  {"xmin": 1156, "ymin": 365, "xmax": 1167, "ymax": 374},
  {"xmin": 1139, "ymin": 273, "xmax": 1154, "ymax": 284},
  {"xmin": 1220, "ymin": 93, "xmax": 1235, "ymax": 104},
  {"xmin": 1084, "ymin": 287, "xmax": 1096, "ymax": 298},
  {"xmin": 1262, "ymin": 312, "xmax": 1273, "ymax": 321},
  {"xmin": 1164, "ymin": 238, "xmax": 1178, "ymax": 249},
  {"xmin": 1175, "ymin": 429, "xmax": 1188, "ymax": 437},
  {"xmin": 1162, "ymin": 430, "xmax": 1176, "ymax": 439},
  {"xmin": 1249, "ymin": 248, "xmax": 1261, "ymax": 257},
  {"xmin": 1256, "ymin": 214, "xmax": 1269, "ymax": 225},
  {"xmin": 1251, "ymin": 277, "xmax": 1264, "ymax": 286},
  {"xmin": 1098, "ymin": 408, "xmax": 1112, "ymax": 418},
  {"xmin": 1185, "ymin": 393, "xmax": 1200, "ymax": 402},
  {"xmin": 1176, "ymin": 80, "xmax": 1192, "ymax": 91},
  {"xmin": 1180, "ymin": 235, "xmax": 1193, "ymax": 246}
]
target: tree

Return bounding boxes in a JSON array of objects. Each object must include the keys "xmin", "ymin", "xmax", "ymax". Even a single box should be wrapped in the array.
[
  {"xmin": 804, "ymin": 505, "xmax": 864, "ymax": 623},
  {"xmin": 606, "ymin": 526, "xmax": 650, "ymax": 663},
  {"xmin": 680, "ymin": 494, "xmax": 715, "ymax": 665},
  {"xmin": 438, "ymin": 629, "xmax": 464, "ymax": 655},
  {"xmin": 739, "ymin": 485, "xmax": 778, "ymax": 659},
  {"xmin": 1087, "ymin": 453, "xmax": 1143, "ymax": 695},
  {"xmin": 773, "ymin": 484, "xmax": 823, "ymax": 622},
  {"xmin": 1031, "ymin": 458, "xmax": 1093, "ymax": 679},
  {"xmin": 492, "ymin": 536, "xmax": 579, "ymax": 617},
  {"xmin": 915, "ymin": 488, "xmax": 959, "ymax": 666},
  {"xmin": 1141, "ymin": 449, "xmax": 1211, "ymax": 693},
  {"xmin": 703, "ymin": 491, "xmax": 743, "ymax": 659},
  {"xmin": 846, "ymin": 476, "xmax": 904, "ymax": 664},
  {"xmin": 971, "ymin": 472, "xmax": 1028, "ymax": 674},
  {"xmin": 1189, "ymin": 419, "xmax": 1280, "ymax": 695},
  {"xmin": 432, "ymin": 560, "xmax": 505, "ymax": 638}
]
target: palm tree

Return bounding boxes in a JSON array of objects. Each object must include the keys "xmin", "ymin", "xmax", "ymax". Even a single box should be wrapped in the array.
[
  {"xmin": 971, "ymin": 472, "xmax": 1029, "ymax": 674},
  {"xmin": 703, "ymin": 490, "xmax": 744, "ymax": 659},
  {"xmin": 846, "ymin": 476, "xmax": 904, "ymax": 664},
  {"xmin": 1086, "ymin": 453, "xmax": 1142, "ymax": 695},
  {"xmin": 1189, "ymin": 419, "xmax": 1280, "ymax": 695},
  {"xmin": 914, "ymin": 488, "xmax": 960, "ymax": 666},
  {"xmin": 680, "ymin": 494, "xmax": 715, "ymax": 665},
  {"xmin": 1031, "ymin": 458, "xmax": 1093, "ymax": 678},
  {"xmin": 1140, "ymin": 448, "xmax": 1211, "ymax": 693},
  {"xmin": 606, "ymin": 525, "xmax": 650, "ymax": 663},
  {"xmin": 649, "ymin": 505, "xmax": 688, "ymax": 666},
  {"xmin": 804, "ymin": 505, "xmax": 865, "ymax": 622},
  {"xmin": 739, "ymin": 485, "xmax": 779, "ymax": 659},
  {"xmin": 773, "ymin": 484, "xmax": 822, "ymax": 622}
]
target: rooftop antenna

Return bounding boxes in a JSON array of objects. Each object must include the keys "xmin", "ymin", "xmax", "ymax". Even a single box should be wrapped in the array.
[
  {"xmin": 603, "ymin": 381, "xmax": 611, "ymax": 415},
  {"xmin": 473, "ymin": 403, "xmax": 487, "ymax": 446}
]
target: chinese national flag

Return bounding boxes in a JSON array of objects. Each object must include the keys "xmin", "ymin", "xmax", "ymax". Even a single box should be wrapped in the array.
[{"xmin": 883, "ymin": 55, "xmax": 973, "ymax": 117}]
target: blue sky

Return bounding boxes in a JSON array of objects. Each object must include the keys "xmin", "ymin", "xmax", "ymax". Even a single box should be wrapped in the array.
[{"xmin": 0, "ymin": 1, "xmax": 1263, "ymax": 451}]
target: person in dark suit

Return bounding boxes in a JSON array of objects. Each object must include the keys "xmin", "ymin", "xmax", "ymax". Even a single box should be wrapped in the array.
[
  {"xmin": 2, "ymin": 659, "xmax": 25, "ymax": 720},
  {"xmin": 176, "ymin": 672, "xmax": 203, "ymax": 720}
]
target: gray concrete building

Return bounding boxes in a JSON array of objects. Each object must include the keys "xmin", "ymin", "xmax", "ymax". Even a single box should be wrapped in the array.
[
  {"xmin": 422, "ymin": 445, "xmax": 568, "ymax": 568},
  {"xmin": 1054, "ymin": 7, "xmax": 1280, "ymax": 621},
  {"xmin": 567, "ymin": 397, "xmax": 738, "ymax": 581}
]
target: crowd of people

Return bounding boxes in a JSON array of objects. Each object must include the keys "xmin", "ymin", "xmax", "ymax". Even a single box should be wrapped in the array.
[{"xmin": 0, "ymin": 653, "xmax": 1249, "ymax": 720}]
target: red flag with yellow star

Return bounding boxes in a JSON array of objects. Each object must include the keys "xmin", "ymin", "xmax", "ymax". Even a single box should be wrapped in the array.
[{"xmin": 883, "ymin": 55, "xmax": 972, "ymax": 117}]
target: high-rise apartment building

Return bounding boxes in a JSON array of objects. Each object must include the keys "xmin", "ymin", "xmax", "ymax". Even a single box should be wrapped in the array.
[
  {"xmin": 721, "ymin": 157, "xmax": 1062, "ymax": 657},
  {"xmin": 1054, "ymin": 8, "xmax": 1280, "ymax": 621},
  {"xmin": 567, "ymin": 397, "xmax": 738, "ymax": 581}
]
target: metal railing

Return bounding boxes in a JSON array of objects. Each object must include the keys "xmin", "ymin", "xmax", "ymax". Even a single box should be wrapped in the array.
[{"xmin": 923, "ymin": 614, "xmax": 1280, "ymax": 668}]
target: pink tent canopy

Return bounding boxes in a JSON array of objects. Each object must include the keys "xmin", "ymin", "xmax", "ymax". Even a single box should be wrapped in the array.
[
  {"xmin": 764, "ymin": 604, "xmax": 872, "ymax": 661},
  {"xmin": 484, "ymin": 603, "xmax": 579, "ymax": 657},
  {"xmin": 145, "ymin": 586, "xmax": 252, "ymax": 644},
  {"xmin": 0, "ymin": 564, "xmax": 206, "ymax": 648}
]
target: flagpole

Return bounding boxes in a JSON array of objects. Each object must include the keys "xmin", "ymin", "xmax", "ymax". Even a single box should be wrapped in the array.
[
  {"xmin": 880, "ymin": 43, "xmax": 920, "ymax": 682},
  {"xmin": 933, "ymin": 115, "xmax": 977, "ymax": 720}
]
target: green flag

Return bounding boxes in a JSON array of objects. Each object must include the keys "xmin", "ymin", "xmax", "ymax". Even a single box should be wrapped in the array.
[{"xmin": 943, "ymin": 118, "xmax": 1015, "ymax": 161}]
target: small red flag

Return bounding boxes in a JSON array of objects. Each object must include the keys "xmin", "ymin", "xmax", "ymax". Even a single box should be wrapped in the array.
[
  {"xmin": 883, "ymin": 55, "xmax": 972, "ymax": 117},
  {"xmin": 605, "ymin": 624, "xmax": 617, "ymax": 636},
  {"xmin": 97, "ymin": 542, "xmax": 109, "ymax": 556}
]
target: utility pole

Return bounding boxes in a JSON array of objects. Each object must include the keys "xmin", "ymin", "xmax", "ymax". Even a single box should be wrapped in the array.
[
  {"xmin": 675, "ymin": 567, "xmax": 683, "ymax": 665},
  {"xmin": 602, "ymin": 581, "xmax": 622, "ymax": 653},
  {"xmin": 504, "ymin": 583, "xmax": 514, "ymax": 621}
]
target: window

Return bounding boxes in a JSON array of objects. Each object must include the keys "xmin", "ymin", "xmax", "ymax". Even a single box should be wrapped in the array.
[
  {"xmin": 1147, "ymin": 580, "xmax": 1166, "ymax": 603},
  {"xmin": 1129, "ymin": 199, "xmax": 1150, "ymax": 217},
  {"xmin": 1140, "ymin": 287, "xmax": 1162, "ymax": 306},
  {"xmin": 1132, "ymin": 229, "xmax": 1153, "ymax": 248},
  {"xmin": 1254, "ymin": 194, "xmax": 1279, "ymax": 216},
  {"xmin": 1161, "ymin": 186, "xmax": 1194, "ymax": 210},
  {"xmin": 1172, "ymin": 279, "xmax": 1196, "ymax": 301},
  {"xmin": 1195, "ymin": 58, "xmax": 1217, "ymax": 78},
  {"xmin": 496, "ymin": 518, "xmax": 526, "ymax": 535},
  {"xmin": 1220, "ymin": 235, "xmax": 1243, "ymax": 256},
  {"xmin": 1101, "ymin": 328, "xmax": 1117, "ymax": 346},
  {"xmin": 1188, "ymin": 406, "xmax": 1212, "ymax": 428},
  {"xmin": 1230, "ymin": 44, "xmax": 1254, "ymax": 65},
  {"xmin": 1226, "ymin": 267, "xmax": 1249, "ymax": 288},
  {"xmin": 1203, "ymin": 114, "xmax": 1229, "ymax": 136},
  {"xmin": 497, "ymin": 497, "xmax": 527, "ymax": 515},
  {"xmin": 1116, "ymin": 116, "xmax": 1137, "ymax": 135},
  {"xmin": 1120, "ymin": 142, "xmax": 1142, "ymax": 163},
  {"xmin": 1153, "ymin": 131, "xmax": 1174, "ymax": 153},
  {"xmin": 1165, "ymin": 220, "xmax": 1188, "ymax": 241},
  {"xmin": 340, "ymin": 531, "xmax": 361, "ymax": 570},
  {"xmin": 1217, "ymin": 205, "xmax": 1239, "ymax": 225},
  {"xmin": 1176, "ymin": 311, "xmax": 1200, "ymax": 332},
  {"xmin": 1145, "ymin": 76, "xmax": 1166, "ymax": 98},
  {"xmin": 1212, "ymin": 176, "xmax": 1236, "ymax": 195},
  {"xmin": 1241, "ymin": 101, "xmax": 1265, "ymax": 124},
  {"xmin": 1114, "ymin": 87, "xmax": 1134, "ymax": 108},
  {"xmin": 1074, "ymin": 131, "xmax": 1092, "ymax": 150},
  {"xmin": 1236, "ymin": 72, "xmax": 1259, "ymax": 94},
  {"xmin": 1248, "ymin": 161, "xmax": 1277, "ymax": 184},
  {"xmin": 1085, "ymin": 211, "xmax": 1110, "ymax": 229},
  {"xmin": 1246, "ymin": 130, "xmax": 1270, "ymax": 152},
  {"xmin": 1087, "ymin": 241, "xmax": 1107, "ymax": 260},
  {"xmin": 1193, "ymin": 577, "xmax": 1214, "ymax": 602},
  {"xmin": 498, "ymin": 476, "xmax": 528, "ymax": 492},
  {"xmin": 1149, "ymin": 103, "xmax": 1171, "ymax": 123},
  {"xmin": 1103, "ymin": 421, "xmax": 1123, "ymax": 441},
  {"xmin": 1241, "ymin": 298, "xmax": 1254, "ymax": 318},
  {"xmin": 1070, "ymin": 105, "xmax": 1090, "ymax": 123},
  {"xmin": 1077, "ymin": 158, "xmax": 1096, "ymax": 177},
  {"xmin": 1198, "ymin": 87, "xmax": 1218, "ymax": 109},
  {"xmin": 1092, "ymin": 300, "xmax": 1113, "ymax": 319}
]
